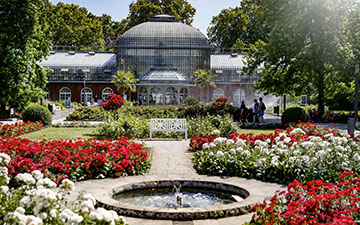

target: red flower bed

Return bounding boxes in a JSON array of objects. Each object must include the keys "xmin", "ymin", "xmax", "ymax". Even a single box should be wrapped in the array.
[
  {"xmin": 250, "ymin": 171, "xmax": 360, "ymax": 224},
  {"xmin": 101, "ymin": 94, "xmax": 125, "ymax": 110},
  {"xmin": 0, "ymin": 136, "xmax": 149, "ymax": 183},
  {"xmin": 189, "ymin": 122, "xmax": 342, "ymax": 151},
  {"xmin": 189, "ymin": 136, "xmax": 215, "ymax": 151},
  {"xmin": 0, "ymin": 120, "xmax": 45, "ymax": 137}
]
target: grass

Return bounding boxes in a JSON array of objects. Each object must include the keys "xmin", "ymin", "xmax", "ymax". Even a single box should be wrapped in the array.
[
  {"xmin": 20, "ymin": 127, "xmax": 96, "ymax": 140},
  {"xmin": 238, "ymin": 129, "xmax": 276, "ymax": 136}
]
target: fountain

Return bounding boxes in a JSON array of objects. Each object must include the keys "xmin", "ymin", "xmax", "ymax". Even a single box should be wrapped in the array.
[{"xmin": 95, "ymin": 179, "xmax": 261, "ymax": 220}]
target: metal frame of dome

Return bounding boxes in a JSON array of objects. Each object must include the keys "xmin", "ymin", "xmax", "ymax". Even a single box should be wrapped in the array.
[{"xmin": 116, "ymin": 15, "xmax": 211, "ymax": 49}]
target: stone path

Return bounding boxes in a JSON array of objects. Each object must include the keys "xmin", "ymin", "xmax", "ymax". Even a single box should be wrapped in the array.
[{"xmin": 74, "ymin": 140, "xmax": 286, "ymax": 225}]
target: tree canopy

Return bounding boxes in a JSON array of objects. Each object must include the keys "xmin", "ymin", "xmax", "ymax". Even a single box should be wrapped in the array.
[
  {"xmin": 112, "ymin": 71, "xmax": 138, "ymax": 100},
  {"xmin": 207, "ymin": 0, "xmax": 268, "ymax": 50},
  {"xmin": 124, "ymin": 0, "xmax": 196, "ymax": 32},
  {"xmin": 243, "ymin": 0, "xmax": 359, "ymax": 115},
  {"xmin": 0, "ymin": 0, "xmax": 51, "ymax": 111}
]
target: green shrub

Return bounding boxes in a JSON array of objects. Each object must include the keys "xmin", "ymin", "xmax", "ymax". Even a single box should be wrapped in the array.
[
  {"xmin": 182, "ymin": 96, "xmax": 199, "ymax": 105},
  {"xmin": 22, "ymin": 105, "xmax": 52, "ymax": 126},
  {"xmin": 281, "ymin": 107, "xmax": 309, "ymax": 127},
  {"xmin": 95, "ymin": 113, "xmax": 238, "ymax": 139}
]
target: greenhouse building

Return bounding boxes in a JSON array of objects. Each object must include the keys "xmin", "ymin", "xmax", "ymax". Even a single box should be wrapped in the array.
[{"xmin": 40, "ymin": 15, "xmax": 261, "ymax": 106}]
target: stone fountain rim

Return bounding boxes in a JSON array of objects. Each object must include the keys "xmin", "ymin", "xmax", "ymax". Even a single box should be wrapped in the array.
[{"xmin": 96, "ymin": 178, "xmax": 266, "ymax": 220}]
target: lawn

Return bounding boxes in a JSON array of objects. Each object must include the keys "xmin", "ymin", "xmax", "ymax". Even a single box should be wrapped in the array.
[
  {"xmin": 20, "ymin": 127, "xmax": 96, "ymax": 140},
  {"xmin": 238, "ymin": 128, "xmax": 276, "ymax": 136}
]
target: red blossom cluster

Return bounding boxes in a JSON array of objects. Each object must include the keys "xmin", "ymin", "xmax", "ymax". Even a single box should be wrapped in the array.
[
  {"xmin": 189, "ymin": 136, "xmax": 215, "ymax": 151},
  {"xmin": 212, "ymin": 97, "xmax": 231, "ymax": 109},
  {"xmin": 101, "ymin": 94, "xmax": 125, "ymax": 110},
  {"xmin": 251, "ymin": 171, "xmax": 360, "ymax": 224},
  {"xmin": 0, "ymin": 136, "xmax": 149, "ymax": 183},
  {"xmin": 189, "ymin": 122, "xmax": 341, "ymax": 151},
  {"xmin": 0, "ymin": 120, "xmax": 45, "ymax": 138}
]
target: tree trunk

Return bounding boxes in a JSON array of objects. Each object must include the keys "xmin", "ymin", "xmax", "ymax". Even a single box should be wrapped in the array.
[{"xmin": 318, "ymin": 71, "xmax": 325, "ymax": 117}]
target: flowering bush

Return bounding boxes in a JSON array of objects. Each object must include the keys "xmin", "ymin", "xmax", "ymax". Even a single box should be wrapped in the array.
[
  {"xmin": 0, "ymin": 120, "xmax": 45, "ymax": 137},
  {"xmin": 101, "ymin": 94, "xmax": 125, "ymax": 110},
  {"xmin": 250, "ymin": 171, "xmax": 360, "ymax": 224},
  {"xmin": 0, "ymin": 153, "xmax": 127, "ymax": 224},
  {"xmin": 212, "ymin": 97, "xmax": 231, "ymax": 110},
  {"xmin": 0, "ymin": 136, "xmax": 150, "ymax": 183},
  {"xmin": 191, "ymin": 122, "xmax": 360, "ymax": 183}
]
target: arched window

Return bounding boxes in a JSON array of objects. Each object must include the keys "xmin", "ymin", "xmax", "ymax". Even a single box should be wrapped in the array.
[
  {"xmin": 102, "ymin": 87, "xmax": 113, "ymax": 101},
  {"xmin": 138, "ymin": 87, "xmax": 147, "ymax": 105},
  {"xmin": 234, "ymin": 89, "xmax": 245, "ymax": 106},
  {"xmin": 180, "ymin": 88, "xmax": 189, "ymax": 103},
  {"xmin": 165, "ymin": 87, "xmax": 178, "ymax": 105},
  {"xmin": 213, "ymin": 89, "xmax": 224, "ymax": 100},
  {"xmin": 149, "ymin": 87, "xmax": 163, "ymax": 105},
  {"xmin": 43, "ymin": 88, "xmax": 50, "ymax": 100},
  {"xmin": 81, "ymin": 87, "xmax": 93, "ymax": 105},
  {"xmin": 59, "ymin": 87, "xmax": 71, "ymax": 101}
]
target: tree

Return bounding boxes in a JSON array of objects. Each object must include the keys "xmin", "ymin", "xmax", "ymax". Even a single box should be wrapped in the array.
[
  {"xmin": 0, "ymin": 0, "xmax": 51, "ymax": 112},
  {"xmin": 192, "ymin": 70, "xmax": 216, "ymax": 102},
  {"xmin": 243, "ymin": 0, "xmax": 353, "ymax": 116},
  {"xmin": 207, "ymin": 0, "xmax": 268, "ymax": 50},
  {"xmin": 124, "ymin": 0, "xmax": 196, "ymax": 32},
  {"xmin": 100, "ymin": 14, "xmax": 127, "ymax": 51},
  {"xmin": 112, "ymin": 71, "xmax": 138, "ymax": 101},
  {"xmin": 50, "ymin": 3, "xmax": 104, "ymax": 50}
]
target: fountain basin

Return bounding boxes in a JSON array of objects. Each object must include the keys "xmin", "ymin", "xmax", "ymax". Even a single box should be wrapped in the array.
[{"xmin": 96, "ymin": 179, "xmax": 263, "ymax": 220}]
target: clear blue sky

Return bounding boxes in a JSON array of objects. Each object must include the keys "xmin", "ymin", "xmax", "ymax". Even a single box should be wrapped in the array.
[{"xmin": 49, "ymin": 0, "xmax": 241, "ymax": 36}]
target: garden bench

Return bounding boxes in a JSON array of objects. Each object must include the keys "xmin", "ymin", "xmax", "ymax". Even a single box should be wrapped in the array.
[{"xmin": 150, "ymin": 118, "xmax": 187, "ymax": 140}]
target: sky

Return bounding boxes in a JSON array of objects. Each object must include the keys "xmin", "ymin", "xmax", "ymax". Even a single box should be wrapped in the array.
[{"xmin": 49, "ymin": 0, "xmax": 241, "ymax": 36}]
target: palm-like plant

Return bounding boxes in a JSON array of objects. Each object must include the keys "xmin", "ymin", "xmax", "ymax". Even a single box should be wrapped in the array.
[
  {"xmin": 192, "ymin": 70, "xmax": 217, "ymax": 102},
  {"xmin": 112, "ymin": 71, "xmax": 138, "ymax": 100}
]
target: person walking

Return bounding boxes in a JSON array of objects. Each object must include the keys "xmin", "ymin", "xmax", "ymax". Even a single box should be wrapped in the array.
[
  {"xmin": 252, "ymin": 99, "xmax": 259, "ymax": 125},
  {"xmin": 258, "ymin": 97, "xmax": 266, "ymax": 126},
  {"xmin": 239, "ymin": 100, "xmax": 248, "ymax": 124}
]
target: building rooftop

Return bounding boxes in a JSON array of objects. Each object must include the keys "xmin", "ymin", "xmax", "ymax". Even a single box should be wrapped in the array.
[
  {"xmin": 117, "ymin": 15, "xmax": 210, "ymax": 49},
  {"xmin": 138, "ymin": 67, "xmax": 192, "ymax": 86},
  {"xmin": 210, "ymin": 54, "xmax": 246, "ymax": 69},
  {"xmin": 39, "ymin": 51, "xmax": 116, "ymax": 69}
]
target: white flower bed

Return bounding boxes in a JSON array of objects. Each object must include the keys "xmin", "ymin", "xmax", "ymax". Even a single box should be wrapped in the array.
[
  {"xmin": 193, "ymin": 129, "xmax": 360, "ymax": 183},
  {"xmin": 0, "ymin": 153, "xmax": 127, "ymax": 225}
]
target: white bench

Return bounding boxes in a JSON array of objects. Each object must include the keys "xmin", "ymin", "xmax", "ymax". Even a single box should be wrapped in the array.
[{"xmin": 150, "ymin": 118, "xmax": 188, "ymax": 140}]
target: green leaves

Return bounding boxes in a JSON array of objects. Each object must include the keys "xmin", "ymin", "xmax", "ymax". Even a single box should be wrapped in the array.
[{"xmin": 112, "ymin": 71, "xmax": 138, "ymax": 97}]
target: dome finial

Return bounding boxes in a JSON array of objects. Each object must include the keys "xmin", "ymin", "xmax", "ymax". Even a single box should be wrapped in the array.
[{"xmin": 149, "ymin": 14, "xmax": 178, "ymax": 22}]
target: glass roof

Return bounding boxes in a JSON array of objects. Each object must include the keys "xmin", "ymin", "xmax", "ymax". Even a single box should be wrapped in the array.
[
  {"xmin": 117, "ymin": 15, "xmax": 210, "ymax": 49},
  {"xmin": 138, "ymin": 67, "xmax": 192, "ymax": 85}
]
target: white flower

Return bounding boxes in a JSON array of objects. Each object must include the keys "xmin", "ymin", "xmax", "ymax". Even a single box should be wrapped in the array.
[
  {"xmin": 20, "ymin": 196, "xmax": 32, "ymax": 207},
  {"xmin": 226, "ymin": 139, "xmax": 235, "ymax": 146},
  {"xmin": 235, "ymin": 139, "xmax": 246, "ymax": 147},
  {"xmin": 211, "ymin": 129, "xmax": 221, "ymax": 136},
  {"xmin": 0, "ymin": 153, "xmax": 11, "ymax": 164},
  {"xmin": 0, "ymin": 185, "xmax": 9, "ymax": 193},
  {"xmin": 60, "ymin": 179, "xmax": 75, "ymax": 191},
  {"xmin": 49, "ymin": 209, "xmax": 57, "ymax": 218},
  {"xmin": 215, "ymin": 151, "xmax": 224, "ymax": 158},
  {"xmin": 353, "ymin": 153, "xmax": 360, "ymax": 161},
  {"xmin": 290, "ymin": 128, "xmax": 306, "ymax": 136},
  {"xmin": 229, "ymin": 149, "xmax": 236, "ymax": 154},
  {"xmin": 15, "ymin": 207, "xmax": 25, "ymax": 215},
  {"xmin": 40, "ymin": 213, "xmax": 47, "ymax": 220},
  {"xmin": 213, "ymin": 137, "xmax": 226, "ymax": 145},
  {"xmin": 283, "ymin": 137, "xmax": 291, "ymax": 144},
  {"xmin": 202, "ymin": 143, "xmax": 209, "ymax": 149},
  {"xmin": 270, "ymin": 156, "xmax": 279, "ymax": 167},
  {"xmin": 32, "ymin": 170, "xmax": 43, "ymax": 180},
  {"xmin": 16, "ymin": 173, "xmax": 36, "ymax": 185},
  {"xmin": 242, "ymin": 150, "xmax": 250, "ymax": 157},
  {"xmin": 316, "ymin": 150, "xmax": 327, "ymax": 158},
  {"xmin": 209, "ymin": 142, "xmax": 216, "ymax": 148}
]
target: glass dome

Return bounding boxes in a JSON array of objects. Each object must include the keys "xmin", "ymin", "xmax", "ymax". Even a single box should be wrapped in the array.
[{"xmin": 117, "ymin": 15, "xmax": 210, "ymax": 49}]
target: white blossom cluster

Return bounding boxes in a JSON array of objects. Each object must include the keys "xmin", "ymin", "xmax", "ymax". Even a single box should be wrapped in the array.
[
  {"xmin": 0, "ymin": 153, "xmax": 127, "ymax": 225},
  {"xmin": 195, "ymin": 128, "xmax": 360, "ymax": 182}
]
